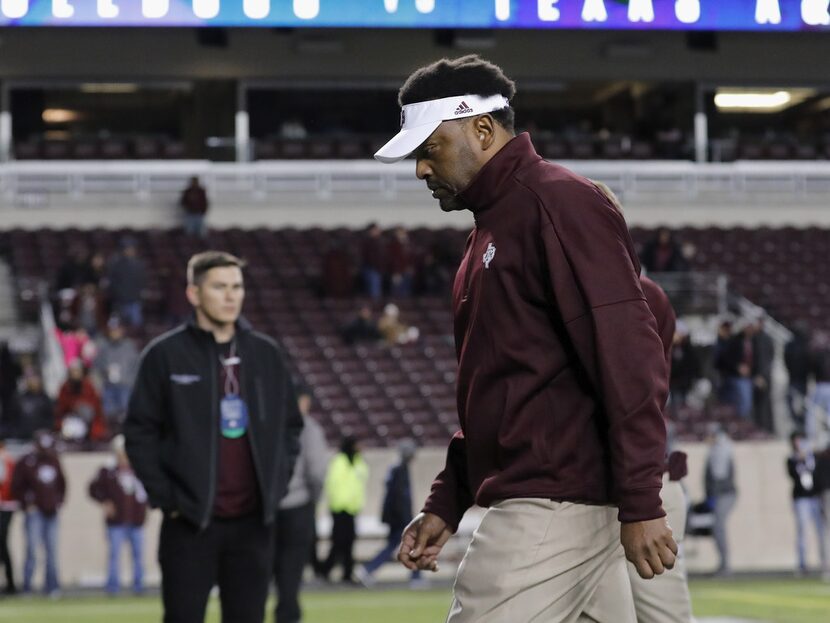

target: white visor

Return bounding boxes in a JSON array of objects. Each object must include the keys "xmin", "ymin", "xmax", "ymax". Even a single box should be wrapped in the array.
[{"xmin": 374, "ymin": 94, "xmax": 510, "ymax": 164}]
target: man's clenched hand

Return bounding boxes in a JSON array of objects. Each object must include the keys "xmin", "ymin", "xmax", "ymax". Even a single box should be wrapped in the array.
[
  {"xmin": 398, "ymin": 512, "xmax": 453, "ymax": 572},
  {"xmin": 621, "ymin": 516, "xmax": 678, "ymax": 579}
]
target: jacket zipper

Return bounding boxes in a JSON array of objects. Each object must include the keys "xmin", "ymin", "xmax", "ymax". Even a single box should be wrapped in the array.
[
  {"xmin": 258, "ymin": 373, "xmax": 285, "ymax": 525},
  {"xmin": 462, "ymin": 228, "xmax": 479, "ymax": 301},
  {"xmin": 248, "ymin": 372, "xmax": 268, "ymax": 524},
  {"xmin": 202, "ymin": 340, "xmax": 219, "ymax": 531}
]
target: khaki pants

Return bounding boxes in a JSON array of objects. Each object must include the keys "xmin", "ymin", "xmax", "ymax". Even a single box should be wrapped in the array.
[
  {"xmin": 446, "ymin": 499, "xmax": 636, "ymax": 623},
  {"xmin": 628, "ymin": 476, "xmax": 693, "ymax": 623}
]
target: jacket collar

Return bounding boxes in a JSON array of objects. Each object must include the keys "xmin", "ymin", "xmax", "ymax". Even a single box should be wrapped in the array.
[
  {"xmin": 186, "ymin": 314, "xmax": 253, "ymax": 340},
  {"xmin": 458, "ymin": 133, "xmax": 542, "ymax": 217}
]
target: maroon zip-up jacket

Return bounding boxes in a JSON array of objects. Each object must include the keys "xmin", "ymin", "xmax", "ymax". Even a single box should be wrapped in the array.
[
  {"xmin": 10, "ymin": 451, "xmax": 66, "ymax": 516},
  {"xmin": 88, "ymin": 466, "xmax": 148, "ymax": 526},
  {"xmin": 640, "ymin": 275, "xmax": 675, "ymax": 374},
  {"xmin": 422, "ymin": 134, "xmax": 668, "ymax": 529}
]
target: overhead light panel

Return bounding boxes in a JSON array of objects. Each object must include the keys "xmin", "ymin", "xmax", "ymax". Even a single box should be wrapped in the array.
[
  {"xmin": 80, "ymin": 83, "xmax": 139, "ymax": 94},
  {"xmin": 714, "ymin": 88, "xmax": 814, "ymax": 113},
  {"xmin": 42, "ymin": 109, "xmax": 80, "ymax": 123}
]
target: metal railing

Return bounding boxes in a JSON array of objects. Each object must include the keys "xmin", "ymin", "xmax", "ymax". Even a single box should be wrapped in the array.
[
  {"xmin": 648, "ymin": 272, "xmax": 729, "ymax": 317},
  {"xmin": 2, "ymin": 160, "xmax": 830, "ymax": 205}
]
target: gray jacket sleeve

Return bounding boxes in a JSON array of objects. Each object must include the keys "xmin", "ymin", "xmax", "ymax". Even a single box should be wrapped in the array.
[{"xmin": 303, "ymin": 418, "xmax": 330, "ymax": 503}]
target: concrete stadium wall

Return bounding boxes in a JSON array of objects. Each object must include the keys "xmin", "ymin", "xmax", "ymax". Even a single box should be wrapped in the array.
[
  {"xmin": 1, "ymin": 29, "xmax": 829, "ymax": 84},
  {"xmin": 5, "ymin": 440, "xmax": 823, "ymax": 590},
  {"xmin": 2, "ymin": 193, "xmax": 830, "ymax": 231}
]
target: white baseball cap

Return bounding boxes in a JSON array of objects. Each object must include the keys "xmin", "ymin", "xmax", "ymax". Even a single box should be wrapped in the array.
[{"xmin": 374, "ymin": 93, "xmax": 510, "ymax": 164}]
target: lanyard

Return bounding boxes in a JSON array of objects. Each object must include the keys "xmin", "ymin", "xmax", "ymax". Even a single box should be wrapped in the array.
[{"xmin": 219, "ymin": 339, "xmax": 240, "ymax": 396}]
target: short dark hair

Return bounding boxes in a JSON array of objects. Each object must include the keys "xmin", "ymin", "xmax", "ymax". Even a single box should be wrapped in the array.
[
  {"xmin": 399, "ymin": 55, "xmax": 517, "ymax": 133},
  {"xmin": 187, "ymin": 251, "xmax": 246, "ymax": 286}
]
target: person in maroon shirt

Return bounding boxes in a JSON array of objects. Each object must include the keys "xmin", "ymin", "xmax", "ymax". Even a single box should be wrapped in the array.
[
  {"xmin": 180, "ymin": 176, "xmax": 209, "ymax": 239},
  {"xmin": 360, "ymin": 223, "xmax": 385, "ymax": 300},
  {"xmin": 89, "ymin": 434, "xmax": 148, "ymax": 595},
  {"xmin": 375, "ymin": 56, "xmax": 675, "ymax": 622},
  {"xmin": 386, "ymin": 227, "xmax": 415, "ymax": 298},
  {"xmin": 10, "ymin": 430, "xmax": 66, "ymax": 595},
  {"xmin": 592, "ymin": 181, "xmax": 693, "ymax": 623}
]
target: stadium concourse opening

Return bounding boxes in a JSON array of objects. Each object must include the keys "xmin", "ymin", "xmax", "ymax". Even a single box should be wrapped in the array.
[{"xmin": 8, "ymin": 80, "xmax": 830, "ymax": 163}]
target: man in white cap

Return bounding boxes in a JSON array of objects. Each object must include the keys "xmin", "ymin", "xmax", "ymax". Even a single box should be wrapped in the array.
[{"xmin": 375, "ymin": 55, "xmax": 676, "ymax": 622}]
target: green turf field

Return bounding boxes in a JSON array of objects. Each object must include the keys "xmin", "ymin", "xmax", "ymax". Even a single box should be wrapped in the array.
[{"xmin": 2, "ymin": 579, "xmax": 828, "ymax": 622}]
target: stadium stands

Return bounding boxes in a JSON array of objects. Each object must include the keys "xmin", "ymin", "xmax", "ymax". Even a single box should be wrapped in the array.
[
  {"xmin": 5, "ymin": 224, "xmax": 821, "ymax": 447},
  {"xmin": 13, "ymin": 134, "xmax": 830, "ymax": 162}
]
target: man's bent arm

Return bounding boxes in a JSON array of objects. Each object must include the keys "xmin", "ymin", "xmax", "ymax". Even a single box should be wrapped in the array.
[
  {"xmin": 540, "ymin": 181, "xmax": 668, "ymax": 522},
  {"xmin": 421, "ymin": 430, "xmax": 474, "ymax": 532},
  {"xmin": 124, "ymin": 345, "xmax": 175, "ymax": 511}
]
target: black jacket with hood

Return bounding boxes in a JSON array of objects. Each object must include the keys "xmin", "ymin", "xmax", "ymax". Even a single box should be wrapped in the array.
[{"xmin": 124, "ymin": 317, "xmax": 303, "ymax": 530}]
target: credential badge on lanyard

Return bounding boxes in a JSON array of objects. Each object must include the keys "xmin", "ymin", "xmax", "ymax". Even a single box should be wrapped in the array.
[{"xmin": 219, "ymin": 340, "xmax": 248, "ymax": 439}]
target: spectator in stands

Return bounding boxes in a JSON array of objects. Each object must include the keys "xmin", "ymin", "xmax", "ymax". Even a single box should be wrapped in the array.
[
  {"xmin": 11, "ymin": 430, "xmax": 66, "ymax": 596},
  {"xmin": 715, "ymin": 323, "xmax": 754, "ymax": 420},
  {"xmin": 89, "ymin": 252, "xmax": 108, "ymax": 288},
  {"xmin": 280, "ymin": 118, "xmax": 308, "ymax": 140},
  {"xmin": 360, "ymin": 223, "xmax": 385, "ymax": 301},
  {"xmin": 321, "ymin": 243, "xmax": 356, "ymax": 298},
  {"xmin": 785, "ymin": 323, "xmax": 812, "ymax": 431},
  {"xmin": 357, "ymin": 438, "xmax": 423, "ymax": 589},
  {"xmin": 274, "ymin": 389, "xmax": 330, "ymax": 623},
  {"xmin": 3, "ymin": 373, "xmax": 54, "ymax": 441},
  {"xmin": 752, "ymin": 316, "xmax": 775, "ymax": 433},
  {"xmin": 669, "ymin": 320, "xmax": 701, "ymax": 410},
  {"xmin": 55, "ymin": 360, "xmax": 107, "ymax": 443},
  {"xmin": 704, "ymin": 423, "xmax": 737, "ymax": 576},
  {"xmin": 94, "ymin": 318, "xmax": 139, "ymax": 431},
  {"xmin": 180, "ymin": 176, "xmax": 209, "ymax": 239},
  {"xmin": 0, "ymin": 439, "xmax": 18, "ymax": 595},
  {"xmin": 55, "ymin": 322, "xmax": 96, "ymax": 369},
  {"xmin": 416, "ymin": 250, "xmax": 451, "ymax": 295},
  {"xmin": 340, "ymin": 306, "xmax": 382, "ymax": 346},
  {"xmin": 713, "ymin": 320, "xmax": 734, "ymax": 400},
  {"xmin": 0, "ymin": 342, "xmax": 22, "ymax": 424},
  {"xmin": 378, "ymin": 304, "xmax": 419, "ymax": 346},
  {"xmin": 88, "ymin": 435, "xmax": 148, "ymax": 595},
  {"xmin": 320, "ymin": 436, "xmax": 368, "ymax": 584},
  {"xmin": 106, "ymin": 237, "xmax": 146, "ymax": 328},
  {"xmin": 158, "ymin": 264, "xmax": 190, "ymax": 328},
  {"xmin": 55, "ymin": 245, "xmax": 96, "ymax": 293},
  {"xmin": 788, "ymin": 433, "xmax": 828, "ymax": 577},
  {"xmin": 73, "ymin": 283, "xmax": 107, "ymax": 337},
  {"xmin": 640, "ymin": 228, "xmax": 687, "ymax": 273},
  {"xmin": 807, "ymin": 332, "xmax": 830, "ymax": 441},
  {"xmin": 387, "ymin": 227, "xmax": 415, "ymax": 298}
]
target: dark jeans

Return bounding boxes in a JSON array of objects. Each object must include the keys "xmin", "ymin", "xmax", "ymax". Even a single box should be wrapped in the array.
[
  {"xmin": 23, "ymin": 510, "xmax": 59, "ymax": 594},
  {"xmin": 106, "ymin": 524, "xmax": 144, "ymax": 594},
  {"xmin": 274, "ymin": 502, "xmax": 316, "ymax": 623},
  {"xmin": 159, "ymin": 513, "xmax": 273, "ymax": 623},
  {"xmin": 0, "ymin": 510, "xmax": 15, "ymax": 592},
  {"xmin": 321, "ymin": 511, "xmax": 356, "ymax": 582}
]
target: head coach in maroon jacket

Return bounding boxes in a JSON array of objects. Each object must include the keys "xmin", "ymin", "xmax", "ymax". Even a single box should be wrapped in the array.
[{"xmin": 374, "ymin": 55, "xmax": 677, "ymax": 623}]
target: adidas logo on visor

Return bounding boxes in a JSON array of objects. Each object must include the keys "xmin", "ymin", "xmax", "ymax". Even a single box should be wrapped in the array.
[{"xmin": 454, "ymin": 101, "xmax": 473, "ymax": 115}]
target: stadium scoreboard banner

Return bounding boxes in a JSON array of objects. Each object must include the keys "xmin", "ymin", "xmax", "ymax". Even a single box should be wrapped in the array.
[{"xmin": 0, "ymin": 0, "xmax": 828, "ymax": 30}]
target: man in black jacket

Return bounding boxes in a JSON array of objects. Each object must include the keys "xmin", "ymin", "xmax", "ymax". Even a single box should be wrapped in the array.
[{"xmin": 125, "ymin": 251, "xmax": 303, "ymax": 623}]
